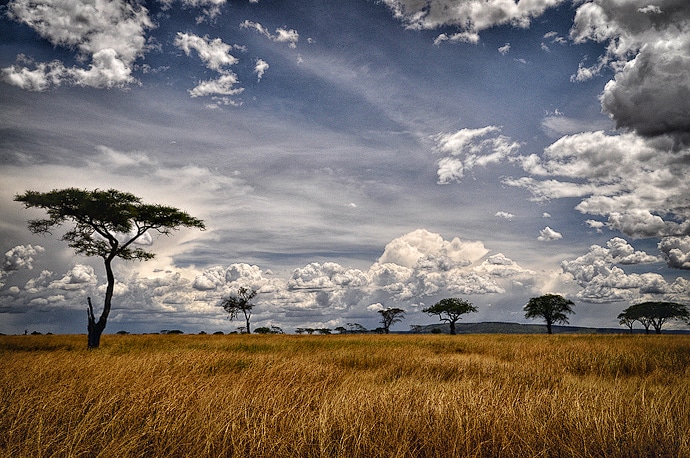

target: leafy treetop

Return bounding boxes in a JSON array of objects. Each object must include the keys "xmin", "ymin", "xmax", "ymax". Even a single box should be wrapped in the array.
[{"xmin": 15, "ymin": 188, "xmax": 206, "ymax": 261}]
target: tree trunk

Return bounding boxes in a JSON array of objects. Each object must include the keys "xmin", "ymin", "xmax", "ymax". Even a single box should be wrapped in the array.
[
  {"xmin": 546, "ymin": 320, "xmax": 553, "ymax": 334},
  {"xmin": 87, "ymin": 297, "xmax": 106, "ymax": 349},
  {"xmin": 87, "ymin": 257, "xmax": 115, "ymax": 349},
  {"xmin": 449, "ymin": 321, "xmax": 456, "ymax": 335}
]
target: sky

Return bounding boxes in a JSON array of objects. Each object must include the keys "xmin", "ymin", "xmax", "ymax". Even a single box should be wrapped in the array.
[{"xmin": 1, "ymin": 0, "xmax": 689, "ymax": 335}]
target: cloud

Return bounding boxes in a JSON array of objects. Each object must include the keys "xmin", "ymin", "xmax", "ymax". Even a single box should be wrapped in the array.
[
  {"xmin": 495, "ymin": 211, "xmax": 514, "ymax": 220},
  {"xmin": 382, "ymin": 0, "xmax": 565, "ymax": 44},
  {"xmin": 157, "ymin": 0, "xmax": 227, "ymax": 23},
  {"xmin": 2, "ymin": 0, "xmax": 153, "ymax": 90},
  {"xmin": 1, "ymin": 245, "xmax": 45, "ymax": 289},
  {"xmin": 540, "ymin": 111, "xmax": 610, "ymax": 138},
  {"xmin": 433, "ymin": 126, "xmax": 520, "ymax": 184},
  {"xmin": 498, "ymin": 43, "xmax": 511, "ymax": 55},
  {"xmin": 377, "ymin": 229, "xmax": 488, "ymax": 268},
  {"xmin": 658, "ymin": 236, "xmax": 690, "ymax": 270},
  {"xmin": 174, "ymin": 33, "xmax": 243, "ymax": 100},
  {"xmin": 49, "ymin": 264, "xmax": 98, "ymax": 291},
  {"xmin": 0, "ymin": 228, "xmax": 542, "ymax": 330},
  {"xmin": 188, "ymin": 74, "xmax": 244, "ymax": 98},
  {"xmin": 507, "ymin": 131, "xmax": 690, "ymax": 257},
  {"xmin": 254, "ymin": 58, "xmax": 269, "ymax": 81},
  {"xmin": 537, "ymin": 227, "xmax": 562, "ymax": 242},
  {"xmin": 569, "ymin": 0, "xmax": 690, "ymax": 140},
  {"xmin": 4, "ymin": 245, "xmax": 44, "ymax": 272},
  {"xmin": 240, "ymin": 20, "xmax": 299, "ymax": 48},
  {"xmin": 174, "ymin": 33, "xmax": 238, "ymax": 71},
  {"xmin": 561, "ymin": 238, "xmax": 676, "ymax": 303}
]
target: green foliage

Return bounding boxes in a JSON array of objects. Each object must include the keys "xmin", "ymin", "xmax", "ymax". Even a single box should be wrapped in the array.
[
  {"xmin": 524, "ymin": 294, "xmax": 575, "ymax": 334},
  {"xmin": 15, "ymin": 188, "xmax": 205, "ymax": 261},
  {"xmin": 423, "ymin": 298, "xmax": 477, "ymax": 334},
  {"xmin": 618, "ymin": 302, "xmax": 690, "ymax": 334}
]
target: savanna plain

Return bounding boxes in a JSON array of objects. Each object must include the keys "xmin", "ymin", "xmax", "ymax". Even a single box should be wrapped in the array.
[{"xmin": 1, "ymin": 333, "xmax": 689, "ymax": 457}]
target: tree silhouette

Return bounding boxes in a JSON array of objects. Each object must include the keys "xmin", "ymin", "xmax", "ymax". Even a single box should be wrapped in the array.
[
  {"xmin": 220, "ymin": 287, "xmax": 258, "ymax": 334},
  {"xmin": 15, "ymin": 188, "xmax": 205, "ymax": 348},
  {"xmin": 617, "ymin": 311, "xmax": 636, "ymax": 334},
  {"xmin": 423, "ymin": 298, "xmax": 477, "ymax": 335},
  {"xmin": 619, "ymin": 302, "xmax": 689, "ymax": 334},
  {"xmin": 524, "ymin": 294, "xmax": 574, "ymax": 334},
  {"xmin": 377, "ymin": 307, "xmax": 406, "ymax": 334}
]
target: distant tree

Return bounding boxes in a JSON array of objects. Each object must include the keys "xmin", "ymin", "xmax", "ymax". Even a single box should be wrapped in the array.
[
  {"xmin": 409, "ymin": 325, "xmax": 421, "ymax": 334},
  {"xmin": 377, "ymin": 307, "xmax": 406, "ymax": 334},
  {"xmin": 619, "ymin": 302, "xmax": 690, "ymax": 334},
  {"xmin": 423, "ymin": 298, "xmax": 477, "ymax": 335},
  {"xmin": 334, "ymin": 326, "xmax": 347, "ymax": 334},
  {"xmin": 220, "ymin": 287, "xmax": 258, "ymax": 334},
  {"xmin": 617, "ymin": 311, "xmax": 636, "ymax": 334},
  {"xmin": 15, "ymin": 188, "xmax": 205, "ymax": 349},
  {"xmin": 524, "ymin": 294, "xmax": 575, "ymax": 334},
  {"xmin": 317, "ymin": 328, "xmax": 332, "ymax": 335},
  {"xmin": 295, "ymin": 328, "xmax": 306, "ymax": 335},
  {"xmin": 346, "ymin": 323, "xmax": 368, "ymax": 334},
  {"xmin": 255, "ymin": 325, "xmax": 284, "ymax": 334}
]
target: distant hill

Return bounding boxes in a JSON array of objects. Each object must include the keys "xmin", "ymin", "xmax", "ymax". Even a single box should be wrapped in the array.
[{"xmin": 408, "ymin": 322, "xmax": 690, "ymax": 335}]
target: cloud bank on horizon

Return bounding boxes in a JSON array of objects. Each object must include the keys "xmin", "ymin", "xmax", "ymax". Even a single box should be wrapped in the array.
[{"xmin": 1, "ymin": 0, "xmax": 689, "ymax": 334}]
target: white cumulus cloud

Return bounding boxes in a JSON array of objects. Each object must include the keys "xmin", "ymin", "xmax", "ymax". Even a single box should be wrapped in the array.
[{"xmin": 2, "ymin": 0, "xmax": 153, "ymax": 90}]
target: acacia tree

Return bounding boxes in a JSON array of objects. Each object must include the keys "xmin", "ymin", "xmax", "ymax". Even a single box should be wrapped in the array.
[
  {"xmin": 377, "ymin": 307, "xmax": 406, "ymax": 334},
  {"xmin": 617, "ymin": 311, "xmax": 636, "ymax": 334},
  {"xmin": 524, "ymin": 294, "xmax": 575, "ymax": 334},
  {"xmin": 423, "ymin": 298, "xmax": 477, "ymax": 335},
  {"xmin": 220, "ymin": 287, "xmax": 257, "ymax": 334},
  {"xmin": 15, "ymin": 188, "xmax": 205, "ymax": 348},
  {"xmin": 619, "ymin": 302, "xmax": 690, "ymax": 334}
]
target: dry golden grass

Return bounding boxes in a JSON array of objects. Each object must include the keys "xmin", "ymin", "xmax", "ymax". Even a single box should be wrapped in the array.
[{"xmin": 1, "ymin": 333, "xmax": 689, "ymax": 457}]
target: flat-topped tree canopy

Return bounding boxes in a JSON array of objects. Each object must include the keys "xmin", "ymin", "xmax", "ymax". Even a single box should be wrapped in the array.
[
  {"xmin": 16, "ymin": 188, "xmax": 205, "ymax": 261},
  {"xmin": 619, "ymin": 301, "xmax": 690, "ymax": 334}
]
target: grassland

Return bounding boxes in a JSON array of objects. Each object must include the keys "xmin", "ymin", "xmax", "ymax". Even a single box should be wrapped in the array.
[{"xmin": 1, "ymin": 333, "xmax": 689, "ymax": 457}]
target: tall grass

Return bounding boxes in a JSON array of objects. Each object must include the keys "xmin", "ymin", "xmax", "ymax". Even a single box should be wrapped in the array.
[{"xmin": 1, "ymin": 334, "xmax": 689, "ymax": 457}]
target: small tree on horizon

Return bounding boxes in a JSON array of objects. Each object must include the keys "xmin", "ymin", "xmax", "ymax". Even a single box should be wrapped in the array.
[
  {"xmin": 220, "ymin": 287, "xmax": 258, "ymax": 334},
  {"xmin": 423, "ymin": 298, "xmax": 477, "ymax": 335},
  {"xmin": 377, "ymin": 307, "xmax": 406, "ymax": 334},
  {"xmin": 617, "ymin": 311, "xmax": 636, "ymax": 334},
  {"xmin": 524, "ymin": 294, "xmax": 575, "ymax": 334},
  {"xmin": 15, "ymin": 188, "xmax": 205, "ymax": 349}
]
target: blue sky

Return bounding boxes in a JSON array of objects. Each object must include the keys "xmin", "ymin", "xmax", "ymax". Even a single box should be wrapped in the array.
[{"xmin": 1, "ymin": 0, "xmax": 689, "ymax": 334}]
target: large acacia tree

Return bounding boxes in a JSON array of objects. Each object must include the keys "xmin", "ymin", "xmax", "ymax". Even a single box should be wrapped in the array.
[
  {"xmin": 524, "ymin": 294, "xmax": 575, "ymax": 334},
  {"xmin": 423, "ymin": 298, "xmax": 477, "ymax": 335},
  {"xmin": 15, "ymin": 188, "xmax": 205, "ymax": 348}
]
